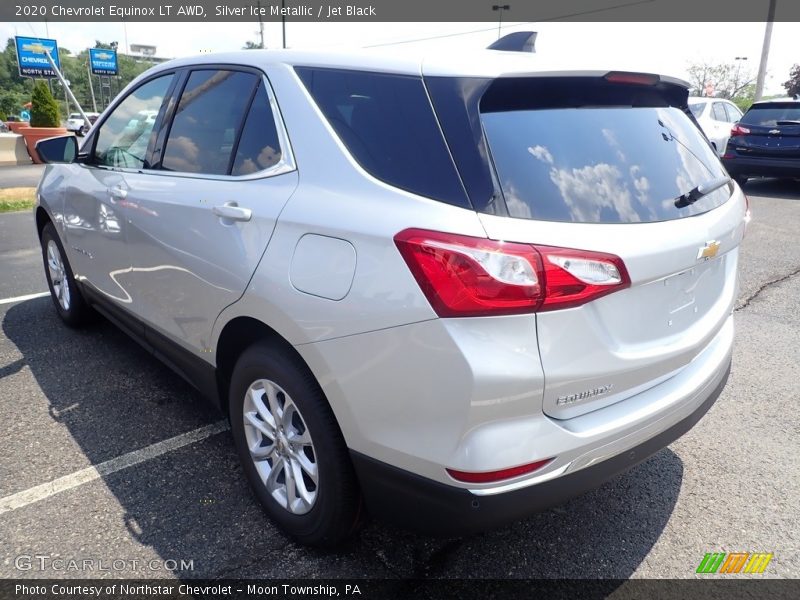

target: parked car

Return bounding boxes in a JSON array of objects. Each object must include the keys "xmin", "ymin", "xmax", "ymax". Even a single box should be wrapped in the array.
[
  {"xmin": 66, "ymin": 112, "xmax": 100, "ymax": 136},
  {"xmin": 722, "ymin": 97, "xmax": 800, "ymax": 185},
  {"xmin": 688, "ymin": 96, "xmax": 743, "ymax": 156},
  {"xmin": 34, "ymin": 41, "xmax": 748, "ymax": 546}
]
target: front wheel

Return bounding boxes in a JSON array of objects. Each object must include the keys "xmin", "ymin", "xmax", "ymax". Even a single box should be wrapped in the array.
[
  {"xmin": 229, "ymin": 341, "xmax": 362, "ymax": 546},
  {"xmin": 41, "ymin": 222, "xmax": 92, "ymax": 327}
]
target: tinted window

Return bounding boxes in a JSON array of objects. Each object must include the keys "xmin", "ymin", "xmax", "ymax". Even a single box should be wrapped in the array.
[
  {"xmin": 482, "ymin": 106, "xmax": 729, "ymax": 224},
  {"xmin": 741, "ymin": 103, "xmax": 800, "ymax": 126},
  {"xmin": 231, "ymin": 82, "xmax": 282, "ymax": 175},
  {"xmin": 296, "ymin": 67, "xmax": 468, "ymax": 208},
  {"xmin": 94, "ymin": 75, "xmax": 173, "ymax": 169},
  {"xmin": 712, "ymin": 102, "xmax": 727, "ymax": 121},
  {"xmin": 162, "ymin": 70, "xmax": 257, "ymax": 175}
]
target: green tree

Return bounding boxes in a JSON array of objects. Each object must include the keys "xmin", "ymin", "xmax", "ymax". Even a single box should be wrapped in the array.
[
  {"xmin": 30, "ymin": 80, "xmax": 60, "ymax": 127},
  {"xmin": 784, "ymin": 64, "xmax": 800, "ymax": 97},
  {"xmin": 686, "ymin": 60, "xmax": 756, "ymax": 100},
  {"xmin": 243, "ymin": 40, "xmax": 264, "ymax": 49}
]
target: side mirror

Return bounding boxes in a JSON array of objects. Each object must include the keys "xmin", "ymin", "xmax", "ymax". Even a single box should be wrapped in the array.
[{"xmin": 36, "ymin": 135, "xmax": 78, "ymax": 164}]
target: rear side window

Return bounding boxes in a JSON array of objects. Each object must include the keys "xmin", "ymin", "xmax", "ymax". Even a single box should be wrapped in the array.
[
  {"xmin": 741, "ymin": 103, "xmax": 800, "ymax": 126},
  {"xmin": 296, "ymin": 67, "xmax": 469, "ymax": 208},
  {"xmin": 231, "ymin": 82, "xmax": 283, "ymax": 175},
  {"xmin": 481, "ymin": 79, "xmax": 729, "ymax": 224},
  {"xmin": 712, "ymin": 102, "xmax": 727, "ymax": 121},
  {"xmin": 162, "ymin": 70, "xmax": 257, "ymax": 175},
  {"xmin": 688, "ymin": 102, "xmax": 706, "ymax": 118}
]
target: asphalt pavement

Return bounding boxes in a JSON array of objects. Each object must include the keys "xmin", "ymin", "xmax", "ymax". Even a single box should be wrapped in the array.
[
  {"xmin": 0, "ymin": 178, "xmax": 798, "ymax": 580},
  {"xmin": 0, "ymin": 164, "xmax": 44, "ymax": 189}
]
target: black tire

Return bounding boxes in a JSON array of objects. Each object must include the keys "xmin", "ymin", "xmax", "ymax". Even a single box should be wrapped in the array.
[
  {"xmin": 229, "ymin": 340, "xmax": 362, "ymax": 546},
  {"xmin": 41, "ymin": 222, "xmax": 92, "ymax": 327},
  {"xmin": 734, "ymin": 175, "xmax": 748, "ymax": 187}
]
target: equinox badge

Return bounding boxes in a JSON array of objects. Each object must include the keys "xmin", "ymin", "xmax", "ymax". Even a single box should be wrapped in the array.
[{"xmin": 697, "ymin": 240, "xmax": 721, "ymax": 261}]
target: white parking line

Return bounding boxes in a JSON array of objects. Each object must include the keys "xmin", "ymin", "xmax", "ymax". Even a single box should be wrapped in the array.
[
  {"xmin": 0, "ymin": 420, "xmax": 230, "ymax": 516},
  {"xmin": 0, "ymin": 291, "xmax": 49, "ymax": 306}
]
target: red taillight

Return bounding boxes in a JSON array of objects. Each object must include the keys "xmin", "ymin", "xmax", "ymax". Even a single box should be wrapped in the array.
[
  {"xmin": 730, "ymin": 124, "xmax": 751, "ymax": 137},
  {"xmin": 394, "ymin": 229, "xmax": 631, "ymax": 317},
  {"xmin": 394, "ymin": 229, "xmax": 543, "ymax": 317},
  {"xmin": 538, "ymin": 246, "xmax": 631, "ymax": 311},
  {"xmin": 604, "ymin": 71, "xmax": 659, "ymax": 86},
  {"xmin": 446, "ymin": 458, "xmax": 553, "ymax": 484}
]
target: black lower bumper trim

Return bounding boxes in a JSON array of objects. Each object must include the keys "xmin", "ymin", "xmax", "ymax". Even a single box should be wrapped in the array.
[{"xmin": 351, "ymin": 360, "xmax": 730, "ymax": 536}]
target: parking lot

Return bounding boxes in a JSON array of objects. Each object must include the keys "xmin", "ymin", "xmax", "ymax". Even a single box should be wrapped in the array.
[{"xmin": 0, "ymin": 172, "xmax": 798, "ymax": 580}]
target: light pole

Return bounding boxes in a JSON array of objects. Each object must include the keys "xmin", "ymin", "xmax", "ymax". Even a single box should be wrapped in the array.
[
  {"xmin": 492, "ymin": 5, "xmax": 510, "ymax": 39},
  {"xmin": 755, "ymin": 0, "xmax": 776, "ymax": 101},
  {"xmin": 282, "ymin": 0, "xmax": 287, "ymax": 49},
  {"xmin": 734, "ymin": 56, "xmax": 748, "ymax": 96}
]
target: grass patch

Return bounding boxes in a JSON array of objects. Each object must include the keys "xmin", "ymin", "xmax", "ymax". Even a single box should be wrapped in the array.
[{"xmin": 0, "ymin": 187, "xmax": 36, "ymax": 213}]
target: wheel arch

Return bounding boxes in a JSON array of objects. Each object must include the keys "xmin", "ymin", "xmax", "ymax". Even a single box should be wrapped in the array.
[{"xmin": 35, "ymin": 205, "xmax": 53, "ymax": 239}]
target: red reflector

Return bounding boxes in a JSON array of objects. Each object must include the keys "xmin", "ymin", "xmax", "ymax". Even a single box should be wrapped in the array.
[
  {"xmin": 730, "ymin": 124, "xmax": 750, "ymax": 137},
  {"xmin": 604, "ymin": 71, "xmax": 659, "ymax": 86},
  {"xmin": 447, "ymin": 459, "xmax": 553, "ymax": 484}
]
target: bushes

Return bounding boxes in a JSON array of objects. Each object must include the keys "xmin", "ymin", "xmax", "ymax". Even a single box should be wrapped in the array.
[{"xmin": 30, "ymin": 81, "xmax": 61, "ymax": 127}]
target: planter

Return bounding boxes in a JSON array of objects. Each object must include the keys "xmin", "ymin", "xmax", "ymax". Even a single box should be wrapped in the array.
[
  {"xmin": 7, "ymin": 122, "xmax": 30, "ymax": 134},
  {"xmin": 20, "ymin": 127, "xmax": 69, "ymax": 163}
]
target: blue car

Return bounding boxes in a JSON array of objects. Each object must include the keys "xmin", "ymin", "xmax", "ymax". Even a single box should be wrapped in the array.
[{"xmin": 722, "ymin": 97, "xmax": 800, "ymax": 185}]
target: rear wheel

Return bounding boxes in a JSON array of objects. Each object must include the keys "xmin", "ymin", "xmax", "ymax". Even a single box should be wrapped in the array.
[
  {"xmin": 229, "ymin": 341, "xmax": 362, "ymax": 546},
  {"xmin": 41, "ymin": 222, "xmax": 91, "ymax": 327}
]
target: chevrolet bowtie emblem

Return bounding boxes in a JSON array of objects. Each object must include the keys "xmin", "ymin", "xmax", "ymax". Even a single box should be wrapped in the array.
[{"xmin": 697, "ymin": 240, "xmax": 721, "ymax": 260}]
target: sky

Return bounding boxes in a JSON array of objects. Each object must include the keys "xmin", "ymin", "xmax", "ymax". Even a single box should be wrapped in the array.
[{"xmin": 2, "ymin": 20, "xmax": 798, "ymax": 95}]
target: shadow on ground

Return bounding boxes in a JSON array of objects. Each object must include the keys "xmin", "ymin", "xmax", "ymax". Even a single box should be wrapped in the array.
[
  {"xmin": 742, "ymin": 177, "xmax": 800, "ymax": 201},
  {"xmin": 3, "ymin": 297, "xmax": 683, "ymax": 580}
]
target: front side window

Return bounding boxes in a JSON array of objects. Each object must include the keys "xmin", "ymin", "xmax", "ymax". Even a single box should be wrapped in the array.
[
  {"xmin": 162, "ymin": 70, "xmax": 258, "ymax": 175},
  {"xmin": 712, "ymin": 102, "xmax": 727, "ymax": 121},
  {"xmin": 724, "ymin": 103, "xmax": 742, "ymax": 123},
  {"xmin": 94, "ymin": 75, "xmax": 173, "ymax": 169}
]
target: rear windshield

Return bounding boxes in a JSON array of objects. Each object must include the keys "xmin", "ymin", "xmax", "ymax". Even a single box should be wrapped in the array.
[
  {"xmin": 741, "ymin": 103, "xmax": 800, "ymax": 126},
  {"xmin": 482, "ymin": 102, "xmax": 729, "ymax": 224}
]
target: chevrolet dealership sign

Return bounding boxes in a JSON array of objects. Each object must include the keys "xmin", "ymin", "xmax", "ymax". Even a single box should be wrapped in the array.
[
  {"xmin": 89, "ymin": 48, "xmax": 118, "ymax": 76},
  {"xmin": 15, "ymin": 36, "xmax": 61, "ymax": 78}
]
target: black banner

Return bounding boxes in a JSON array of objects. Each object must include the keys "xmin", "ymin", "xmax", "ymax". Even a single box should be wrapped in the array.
[
  {"xmin": 2, "ymin": 579, "xmax": 799, "ymax": 600},
  {"xmin": 2, "ymin": 0, "xmax": 800, "ymax": 23}
]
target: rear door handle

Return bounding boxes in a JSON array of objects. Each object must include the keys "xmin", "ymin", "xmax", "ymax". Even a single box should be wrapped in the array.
[
  {"xmin": 107, "ymin": 186, "xmax": 127, "ymax": 199},
  {"xmin": 212, "ymin": 202, "xmax": 252, "ymax": 222}
]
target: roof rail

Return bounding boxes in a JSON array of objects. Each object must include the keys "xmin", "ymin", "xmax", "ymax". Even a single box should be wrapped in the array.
[{"xmin": 487, "ymin": 31, "xmax": 537, "ymax": 53}]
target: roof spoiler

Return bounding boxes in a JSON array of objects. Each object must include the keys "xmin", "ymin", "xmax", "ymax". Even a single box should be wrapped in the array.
[{"xmin": 487, "ymin": 31, "xmax": 537, "ymax": 53}]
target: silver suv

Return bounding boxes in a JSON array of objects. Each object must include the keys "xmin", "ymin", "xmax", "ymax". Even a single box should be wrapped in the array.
[{"xmin": 34, "ymin": 43, "xmax": 748, "ymax": 546}]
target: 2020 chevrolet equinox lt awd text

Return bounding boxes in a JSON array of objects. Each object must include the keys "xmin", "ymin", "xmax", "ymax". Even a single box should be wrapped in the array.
[{"xmin": 34, "ymin": 40, "xmax": 748, "ymax": 546}]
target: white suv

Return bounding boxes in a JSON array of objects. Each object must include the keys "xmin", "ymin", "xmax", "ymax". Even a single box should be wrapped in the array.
[{"xmin": 34, "ymin": 41, "xmax": 747, "ymax": 546}]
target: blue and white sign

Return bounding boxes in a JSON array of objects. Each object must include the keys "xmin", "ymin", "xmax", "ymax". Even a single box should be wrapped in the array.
[
  {"xmin": 15, "ymin": 36, "xmax": 60, "ymax": 78},
  {"xmin": 89, "ymin": 48, "xmax": 118, "ymax": 76}
]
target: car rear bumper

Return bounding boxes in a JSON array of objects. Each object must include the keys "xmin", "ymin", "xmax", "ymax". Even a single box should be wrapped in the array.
[
  {"xmin": 722, "ymin": 154, "xmax": 800, "ymax": 178},
  {"xmin": 351, "ymin": 358, "xmax": 730, "ymax": 536}
]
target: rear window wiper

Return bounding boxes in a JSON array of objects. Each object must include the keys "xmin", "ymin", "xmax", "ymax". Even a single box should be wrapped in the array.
[
  {"xmin": 674, "ymin": 176, "xmax": 730, "ymax": 209},
  {"xmin": 776, "ymin": 120, "xmax": 800, "ymax": 126}
]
